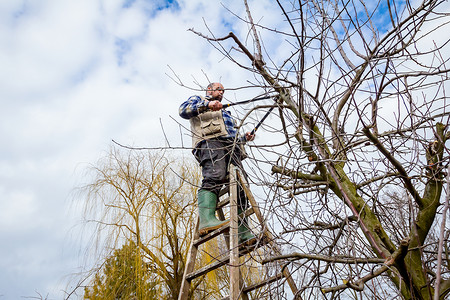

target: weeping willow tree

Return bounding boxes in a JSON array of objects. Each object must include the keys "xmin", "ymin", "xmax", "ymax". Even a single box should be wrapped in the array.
[{"xmin": 179, "ymin": 0, "xmax": 450, "ymax": 299}]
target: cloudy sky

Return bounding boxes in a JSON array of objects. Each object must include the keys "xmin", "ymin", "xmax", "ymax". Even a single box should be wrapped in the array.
[{"xmin": 0, "ymin": 0, "xmax": 267, "ymax": 298}]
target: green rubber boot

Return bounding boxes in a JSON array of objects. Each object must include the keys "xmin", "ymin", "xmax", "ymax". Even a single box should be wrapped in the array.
[
  {"xmin": 198, "ymin": 189, "xmax": 229, "ymax": 236},
  {"xmin": 238, "ymin": 208, "xmax": 257, "ymax": 246}
]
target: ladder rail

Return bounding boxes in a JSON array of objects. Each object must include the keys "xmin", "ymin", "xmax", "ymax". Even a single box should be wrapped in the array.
[
  {"xmin": 229, "ymin": 165, "xmax": 241, "ymax": 300},
  {"xmin": 177, "ymin": 219, "xmax": 200, "ymax": 300},
  {"xmin": 218, "ymin": 170, "xmax": 250, "ymax": 300}
]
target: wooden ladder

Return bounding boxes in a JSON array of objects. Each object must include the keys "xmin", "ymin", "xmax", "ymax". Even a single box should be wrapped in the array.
[{"xmin": 178, "ymin": 165, "xmax": 300, "ymax": 300}]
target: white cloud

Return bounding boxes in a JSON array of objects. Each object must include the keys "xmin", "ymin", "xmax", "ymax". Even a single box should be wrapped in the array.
[
  {"xmin": 114, "ymin": 7, "xmax": 148, "ymax": 40},
  {"xmin": 0, "ymin": 189, "xmax": 37, "ymax": 230},
  {"xmin": 0, "ymin": 1, "xmax": 102, "ymax": 100}
]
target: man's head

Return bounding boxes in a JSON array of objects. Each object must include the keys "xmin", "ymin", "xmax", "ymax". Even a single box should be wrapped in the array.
[{"xmin": 206, "ymin": 82, "xmax": 224, "ymax": 101}]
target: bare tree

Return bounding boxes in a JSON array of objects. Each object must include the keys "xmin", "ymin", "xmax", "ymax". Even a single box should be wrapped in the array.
[{"xmin": 184, "ymin": 0, "xmax": 450, "ymax": 299}]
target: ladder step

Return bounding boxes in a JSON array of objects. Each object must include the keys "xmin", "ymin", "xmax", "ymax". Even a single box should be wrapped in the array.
[
  {"xmin": 185, "ymin": 242, "xmax": 265, "ymax": 282},
  {"xmin": 243, "ymin": 272, "xmax": 284, "ymax": 293},
  {"xmin": 217, "ymin": 197, "xmax": 230, "ymax": 210},
  {"xmin": 193, "ymin": 206, "xmax": 255, "ymax": 248},
  {"xmin": 219, "ymin": 272, "xmax": 285, "ymax": 300},
  {"xmin": 186, "ymin": 254, "xmax": 229, "ymax": 281},
  {"xmin": 242, "ymin": 207, "xmax": 254, "ymax": 218},
  {"xmin": 194, "ymin": 223, "xmax": 230, "ymax": 247}
]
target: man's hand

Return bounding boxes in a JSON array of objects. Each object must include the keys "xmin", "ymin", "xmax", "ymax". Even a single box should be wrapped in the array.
[
  {"xmin": 208, "ymin": 100, "xmax": 223, "ymax": 111},
  {"xmin": 245, "ymin": 132, "xmax": 255, "ymax": 141}
]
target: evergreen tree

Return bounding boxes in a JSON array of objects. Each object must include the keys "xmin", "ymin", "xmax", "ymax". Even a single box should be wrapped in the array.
[{"xmin": 84, "ymin": 241, "xmax": 158, "ymax": 300}]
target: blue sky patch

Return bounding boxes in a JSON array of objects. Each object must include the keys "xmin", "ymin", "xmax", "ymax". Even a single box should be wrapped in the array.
[
  {"xmin": 122, "ymin": 0, "xmax": 137, "ymax": 9},
  {"xmin": 121, "ymin": 0, "xmax": 180, "ymax": 16},
  {"xmin": 156, "ymin": 0, "xmax": 180, "ymax": 11},
  {"xmin": 115, "ymin": 37, "xmax": 132, "ymax": 66}
]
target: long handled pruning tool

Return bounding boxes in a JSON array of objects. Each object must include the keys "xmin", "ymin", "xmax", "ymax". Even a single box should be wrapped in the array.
[
  {"xmin": 222, "ymin": 94, "xmax": 275, "ymax": 108},
  {"xmin": 250, "ymin": 105, "xmax": 276, "ymax": 135},
  {"xmin": 223, "ymin": 94, "xmax": 278, "ymax": 135}
]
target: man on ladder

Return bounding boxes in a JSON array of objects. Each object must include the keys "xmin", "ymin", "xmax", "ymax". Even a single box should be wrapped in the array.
[{"xmin": 179, "ymin": 82, "xmax": 256, "ymax": 245}]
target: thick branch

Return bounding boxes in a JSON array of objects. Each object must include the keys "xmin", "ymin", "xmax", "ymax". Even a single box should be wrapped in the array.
[
  {"xmin": 362, "ymin": 126, "xmax": 424, "ymax": 208},
  {"xmin": 262, "ymin": 253, "xmax": 385, "ymax": 265},
  {"xmin": 271, "ymin": 165, "xmax": 324, "ymax": 182},
  {"xmin": 281, "ymin": 215, "xmax": 358, "ymax": 234},
  {"xmin": 331, "ymin": 61, "xmax": 369, "ymax": 150},
  {"xmin": 356, "ymin": 172, "xmax": 399, "ymax": 189},
  {"xmin": 243, "ymin": 0, "xmax": 263, "ymax": 64},
  {"xmin": 322, "ymin": 237, "xmax": 410, "ymax": 294},
  {"xmin": 189, "ymin": 29, "xmax": 299, "ymax": 118}
]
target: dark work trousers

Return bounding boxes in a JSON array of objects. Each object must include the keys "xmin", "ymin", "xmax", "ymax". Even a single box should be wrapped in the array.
[{"xmin": 194, "ymin": 138, "xmax": 249, "ymax": 211}]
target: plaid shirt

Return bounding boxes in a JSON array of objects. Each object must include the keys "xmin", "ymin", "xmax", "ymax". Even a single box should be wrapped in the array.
[{"xmin": 179, "ymin": 95, "xmax": 245, "ymax": 143}]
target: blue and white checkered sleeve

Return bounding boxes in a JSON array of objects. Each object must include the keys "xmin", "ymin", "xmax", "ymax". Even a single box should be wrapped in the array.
[{"xmin": 179, "ymin": 96, "xmax": 209, "ymax": 119}]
